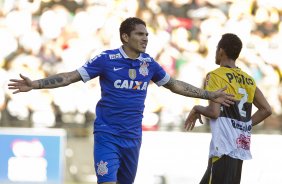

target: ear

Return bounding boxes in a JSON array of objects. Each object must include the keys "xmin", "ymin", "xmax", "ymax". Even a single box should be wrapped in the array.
[
  {"xmin": 219, "ymin": 48, "xmax": 225, "ymax": 57},
  {"xmin": 122, "ymin": 33, "xmax": 129, "ymax": 43}
]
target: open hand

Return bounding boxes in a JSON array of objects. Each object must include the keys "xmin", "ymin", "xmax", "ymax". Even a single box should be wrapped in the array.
[
  {"xmin": 184, "ymin": 108, "xmax": 203, "ymax": 131},
  {"xmin": 210, "ymin": 86, "xmax": 234, "ymax": 106},
  {"xmin": 8, "ymin": 74, "xmax": 33, "ymax": 94}
]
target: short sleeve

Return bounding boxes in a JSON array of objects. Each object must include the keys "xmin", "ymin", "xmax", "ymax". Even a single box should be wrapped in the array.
[
  {"xmin": 151, "ymin": 60, "xmax": 170, "ymax": 86},
  {"xmin": 77, "ymin": 53, "xmax": 105, "ymax": 82}
]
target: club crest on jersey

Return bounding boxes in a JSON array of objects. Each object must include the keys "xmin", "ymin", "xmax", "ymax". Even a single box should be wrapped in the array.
[
  {"xmin": 139, "ymin": 62, "xmax": 149, "ymax": 76},
  {"xmin": 97, "ymin": 160, "xmax": 108, "ymax": 176},
  {"xmin": 129, "ymin": 69, "xmax": 137, "ymax": 80}
]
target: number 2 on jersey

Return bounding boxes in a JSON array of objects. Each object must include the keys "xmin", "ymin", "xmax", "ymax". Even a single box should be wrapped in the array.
[{"xmin": 238, "ymin": 88, "xmax": 248, "ymax": 117}]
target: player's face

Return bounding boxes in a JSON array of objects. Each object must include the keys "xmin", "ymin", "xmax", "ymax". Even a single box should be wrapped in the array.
[{"xmin": 127, "ymin": 24, "xmax": 148, "ymax": 54}]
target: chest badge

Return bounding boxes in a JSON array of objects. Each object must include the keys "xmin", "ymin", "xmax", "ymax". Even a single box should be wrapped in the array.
[
  {"xmin": 139, "ymin": 62, "xmax": 149, "ymax": 76},
  {"xmin": 129, "ymin": 69, "xmax": 136, "ymax": 80}
]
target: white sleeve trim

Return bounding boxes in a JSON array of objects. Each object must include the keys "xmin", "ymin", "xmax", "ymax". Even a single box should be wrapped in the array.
[
  {"xmin": 156, "ymin": 73, "xmax": 170, "ymax": 86},
  {"xmin": 77, "ymin": 67, "xmax": 90, "ymax": 83}
]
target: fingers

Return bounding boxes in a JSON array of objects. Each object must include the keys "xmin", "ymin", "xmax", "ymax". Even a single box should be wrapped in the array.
[
  {"xmin": 184, "ymin": 117, "xmax": 192, "ymax": 131},
  {"xmin": 8, "ymin": 82, "xmax": 19, "ymax": 89},
  {"xmin": 8, "ymin": 82, "xmax": 25, "ymax": 88},
  {"xmin": 8, "ymin": 86, "xmax": 18, "ymax": 90},
  {"xmin": 13, "ymin": 90, "xmax": 20, "ymax": 94},
  {"xmin": 9, "ymin": 79, "xmax": 19, "ymax": 82},
  {"xmin": 190, "ymin": 121, "xmax": 196, "ymax": 130},
  {"xmin": 185, "ymin": 118, "xmax": 199, "ymax": 131},
  {"xmin": 9, "ymin": 79, "xmax": 24, "ymax": 84},
  {"xmin": 225, "ymin": 99, "xmax": 234, "ymax": 105},
  {"xmin": 7, "ymin": 86, "xmax": 20, "ymax": 94},
  {"xmin": 8, "ymin": 75, "xmax": 28, "ymax": 88},
  {"xmin": 198, "ymin": 115, "xmax": 204, "ymax": 124},
  {"xmin": 184, "ymin": 119, "xmax": 189, "ymax": 130},
  {"xmin": 8, "ymin": 82, "xmax": 19, "ymax": 87},
  {"xmin": 9, "ymin": 74, "xmax": 28, "ymax": 84},
  {"xmin": 184, "ymin": 113, "xmax": 199, "ymax": 131},
  {"xmin": 227, "ymin": 93, "xmax": 235, "ymax": 97},
  {"xmin": 9, "ymin": 79, "xmax": 27, "ymax": 88},
  {"xmin": 8, "ymin": 74, "xmax": 32, "ymax": 94},
  {"xmin": 222, "ymin": 85, "xmax": 227, "ymax": 91},
  {"xmin": 8, "ymin": 85, "xmax": 21, "ymax": 94},
  {"xmin": 217, "ymin": 86, "xmax": 227, "ymax": 92},
  {"xmin": 184, "ymin": 120, "xmax": 195, "ymax": 131},
  {"xmin": 221, "ymin": 86, "xmax": 228, "ymax": 92},
  {"xmin": 223, "ymin": 98, "xmax": 235, "ymax": 106},
  {"xmin": 20, "ymin": 74, "xmax": 28, "ymax": 80},
  {"xmin": 223, "ymin": 95, "xmax": 235, "ymax": 106},
  {"xmin": 223, "ymin": 102, "xmax": 229, "ymax": 107},
  {"xmin": 8, "ymin": 79, "xmax": 26, "ymax": 94},
  {"xmin": 217, "ymin": 92, "xmax": 235, "ymax": 106}
]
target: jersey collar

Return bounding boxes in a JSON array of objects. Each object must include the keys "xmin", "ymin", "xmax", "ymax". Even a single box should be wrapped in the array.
[{"xmin": 119, "ymin": 46, "xmax": 143, "ymax": 61}]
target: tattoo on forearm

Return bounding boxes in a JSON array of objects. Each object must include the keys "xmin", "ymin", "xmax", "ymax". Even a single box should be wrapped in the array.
[
  {"xmin": 184, "ymin": 87, "xmax": 199, "ymax": 96},
  {"xmin": 38, "ymin": 80, "xmax": 43, "ymax": 89},
  {"xmin": 203, "ymin": 91, "xmax": 209, "ymax": 100},
  {"xmin": 185, "ymin": 87, "xmax": 201, "ymax": 97},
  {"xmin": 167, "ymin": 79, "xmax": 212, "ymax": 100},
  {"xmin": 38, "ymin": 77, "xmax": 64, "ymax": 88},
  {"xmin": 183, "ymin": 85, "xmax": 210, "ymax": 100}
]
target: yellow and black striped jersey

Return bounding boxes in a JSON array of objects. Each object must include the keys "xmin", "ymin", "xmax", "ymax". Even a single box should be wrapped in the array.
[{"xmin": 205, "ymin": 66, "xmax": 256, "ymax": 122}]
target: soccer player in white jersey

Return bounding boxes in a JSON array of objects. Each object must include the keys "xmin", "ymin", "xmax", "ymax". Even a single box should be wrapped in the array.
[
  {"xmin": 185, "ymin": 33, "xmax": 272, "ymax": 184},
  {"xmin": 9, "ymin": 17, "xmax": 234, "ymax": 184}
]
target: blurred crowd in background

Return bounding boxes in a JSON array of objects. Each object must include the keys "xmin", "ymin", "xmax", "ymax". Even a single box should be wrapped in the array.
[{"xmin": 1, "ymin": 0, "xmax": 282, "ymax": 133}]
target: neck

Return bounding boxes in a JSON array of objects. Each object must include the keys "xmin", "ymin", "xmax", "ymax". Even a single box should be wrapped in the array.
[
  {"xmin": 122, "ymin": 45, "xmax": 140, "ymax": 59},
  {"xmin": 220, "ymin": 59, "xmax": 236, "ymax": 68}
]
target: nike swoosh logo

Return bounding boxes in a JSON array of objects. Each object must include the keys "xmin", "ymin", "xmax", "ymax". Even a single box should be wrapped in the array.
[{"xmin": 113, "ymin": 67, "xmax": 123, "ymax": 71}]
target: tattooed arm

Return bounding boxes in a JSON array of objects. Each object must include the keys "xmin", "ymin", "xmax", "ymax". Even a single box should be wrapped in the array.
[
  {"xmin": 163, "ymin": 77, "xmax": 234, "ymax": 106},
  {"xmin": 8, "ymin": 70, "xmax": 82, "ymax": 94}
]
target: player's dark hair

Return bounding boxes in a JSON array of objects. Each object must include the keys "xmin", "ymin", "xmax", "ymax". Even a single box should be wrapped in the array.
[
  {"xmin": 119, "ymin": 17, "xmax": 146, "ymax": 43},
  {"xmin": 218, "ymin": 33, "xmax": 242, "ymax": 60}
]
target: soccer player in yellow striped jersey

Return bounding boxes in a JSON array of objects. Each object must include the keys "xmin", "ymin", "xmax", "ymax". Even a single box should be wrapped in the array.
[{"xmin": 184, "ymin": 33, "xmax": 272, "ymax": 184}]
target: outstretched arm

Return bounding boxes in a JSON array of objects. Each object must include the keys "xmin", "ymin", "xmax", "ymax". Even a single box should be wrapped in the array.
[
  {"xmin": 163, "ymin": 77, "xmax": 234, "ymax": 106},
  {"xmin": 8, "ymin": 70, "xmax": 82, "ymax": 94}
]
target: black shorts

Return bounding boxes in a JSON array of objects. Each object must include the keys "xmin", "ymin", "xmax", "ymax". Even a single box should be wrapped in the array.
[{"xmin": 200, "ymin": 155, "xmax": 243, "ymax": 184}]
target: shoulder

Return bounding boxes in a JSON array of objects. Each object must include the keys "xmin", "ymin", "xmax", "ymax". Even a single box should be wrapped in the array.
[
  {"xmin": 204, "ymin": 68, "xmax": 224, "ymax": 87},
  {"xmin": 90, "ymin": 48, "xmax": 121, "ymax": 61},
  {"xmin": 240, "ymin": 69, "xmax": 255, "ymax": 80},
  {"xmin": 205, "ymin": 68, "xmax": 220, "ymax": 79},
  {"xmin": 139, "ymin": 53, "xmax": 157, "ymax": 64},
  {"xmin": 210, "ymin": 67, "xmax": 225, "ymax": 74},
  {"xmin": 102, "ymin": 48, "xmax": 122, "ymax": 58},
  {"xmin": 240, "ymin": 69, "xmax": 256, "ymax": 86},
  {"xmin": 105, "ymin": 48, "xmax": 123, "ymax": 58}
]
